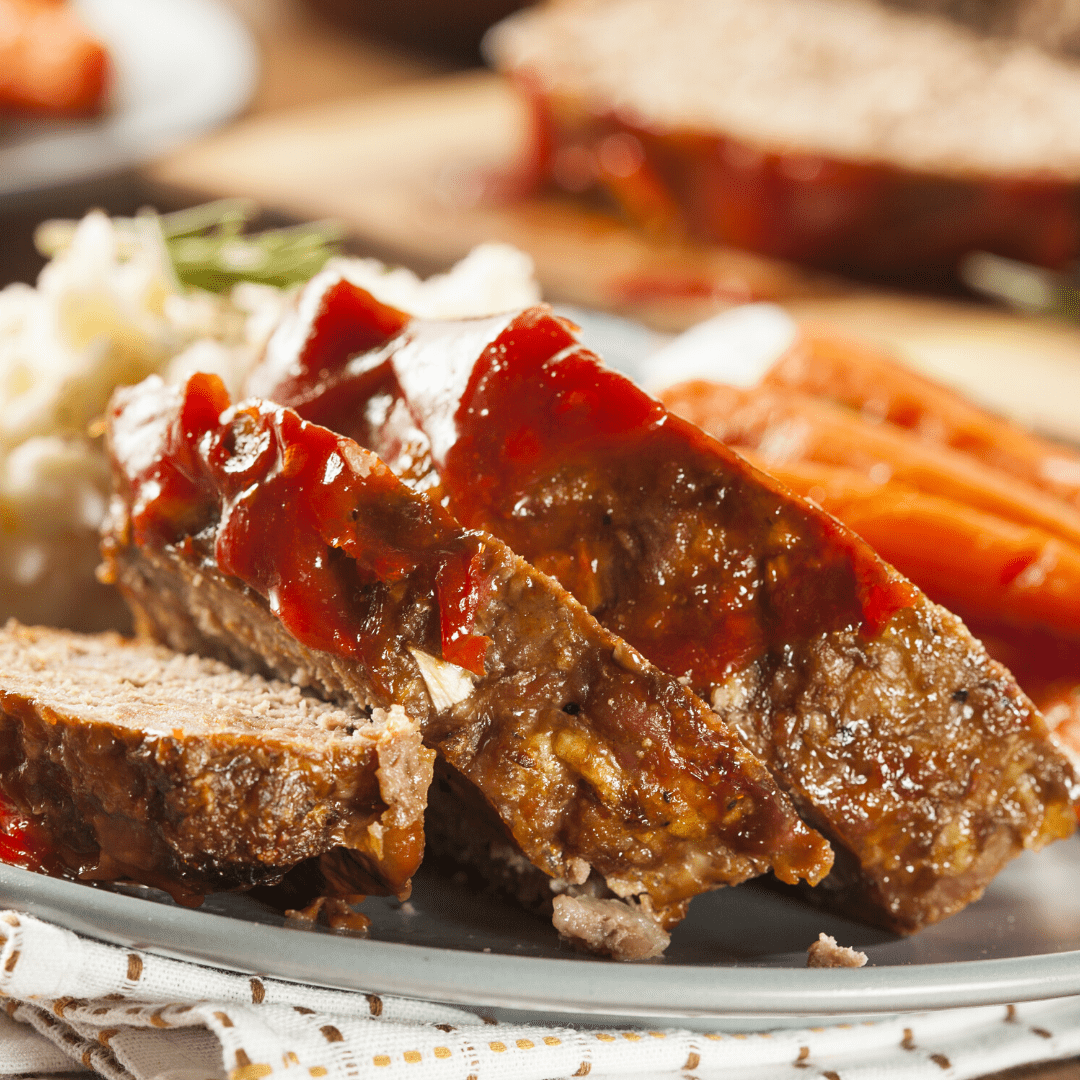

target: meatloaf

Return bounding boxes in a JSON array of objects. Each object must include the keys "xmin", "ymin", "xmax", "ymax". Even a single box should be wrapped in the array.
[
  {"xmin": 486, "ymin": 0, "xmax": 1080, "ymax": 277},
  {"xmin": 102, "ymin": 371, "xmax": 832, "ymax": 950},
  {"xmin": 248, "ymin": 275, "xmax": 1078, "ymax": 933},
  {"xmin": 0, "ymin": 621, "xmax": 430, "ymax": 904}
]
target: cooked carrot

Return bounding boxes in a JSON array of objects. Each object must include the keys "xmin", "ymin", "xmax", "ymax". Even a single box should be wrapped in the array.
[
  {"xmin": 661, "ymin": 380, "xmax": 1080, "ymax": 549},
  {"xmin": 1022, "ymin": 678, "xmax": 1080, "ymax": 817},
  {"xmin": 0, "ymin": 0, "xmax": 110, "ymax": 116},
  {"xmin": 766, "ymin": 328, "xmax": 1080, "ymax": 509},
  {"xmin": 740, "ymin": 454, "xmax": 1080, "ymax": 642},
  {"xmin": 955, "ymin": 618, "xmax": 1080, "ymax": 697},
  {"xmin": 940, "ymin": 619, "xmax": 1080, "ymax": 791}
]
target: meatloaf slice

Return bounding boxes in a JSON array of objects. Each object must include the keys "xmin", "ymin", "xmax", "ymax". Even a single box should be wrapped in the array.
[
  {"xmin": 102, "ymin": 373, "xmax": 832, "ymax": 945},
  {"xmin": 0, "ymin": 621, "xmax": 430, "ymax": 904},
  {"xmin": 246, "ymin": 278, "xmax": 1078, "ymax": 933}
]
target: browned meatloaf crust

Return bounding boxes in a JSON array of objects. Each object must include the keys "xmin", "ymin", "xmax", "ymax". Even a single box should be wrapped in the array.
[
  {"xmin": 0, "ymin": 621, "xmax": 431, "ymax": 904},
  {"xmin": 247, "ymin": 283, "xmax": 1078, "ymax": 933},
  {"xmin": 102, "ymin": 373, "xmax": 832, "ymax": 943}
]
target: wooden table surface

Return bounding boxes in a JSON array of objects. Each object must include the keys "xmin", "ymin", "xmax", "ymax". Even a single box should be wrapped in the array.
[{"xmin": 2, "ymin": 4, "xmax": 1079, "ymax": 1077}]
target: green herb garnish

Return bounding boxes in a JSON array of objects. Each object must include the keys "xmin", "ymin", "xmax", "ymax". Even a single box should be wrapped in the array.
[
  {"xmin": 35, "ymin": 199, "xmax": 344, "ymax": 293},
  {"xmin": 960, "ymin": 251, "xmax": 1080, "ymax": 323}
]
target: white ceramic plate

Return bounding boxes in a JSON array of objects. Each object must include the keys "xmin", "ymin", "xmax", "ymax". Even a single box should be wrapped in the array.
[
  {"xmin": 2, "ymin": 839, "xmax": 1080, "ymax": 1027},
  {"xmin": 0, "ymin": 0, "xmax": 257, "ymax": 197}
]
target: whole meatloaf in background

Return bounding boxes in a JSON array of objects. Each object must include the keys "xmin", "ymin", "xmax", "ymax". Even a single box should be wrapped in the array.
[
  {"xmin": 885, "ymin": 0, "xmax": 1080, "ymax": 57},
  {"xmin": 487, "ymin": 0, "xmax": 1080, "ymax": 282}
]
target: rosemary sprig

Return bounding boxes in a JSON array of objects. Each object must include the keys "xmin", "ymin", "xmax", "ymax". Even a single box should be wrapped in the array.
[
  {"xmin": 959, "ymin": 251, "xmax": 1080, "ymax": 323},
  {"xmin": 35, "ymin": 200, "xmax": 345, "ymax": 293}
]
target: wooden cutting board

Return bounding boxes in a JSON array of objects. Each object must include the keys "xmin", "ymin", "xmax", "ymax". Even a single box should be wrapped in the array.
[{"xmin": 148, "ymin": 70, "xmax": 1080, "ymax": 443}]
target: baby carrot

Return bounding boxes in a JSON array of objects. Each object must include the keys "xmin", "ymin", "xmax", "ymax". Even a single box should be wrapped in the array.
[
  {"xmin": 741, "ymin": 454, "xmax": 1080, "ymax": 642},
  {"xmin": 766, "ymin": 328, "xmax": 1080, "ymax": 509},
  {"xmin": 660, "ymin": 380, "xmax": 1080, "ymax": 550}
]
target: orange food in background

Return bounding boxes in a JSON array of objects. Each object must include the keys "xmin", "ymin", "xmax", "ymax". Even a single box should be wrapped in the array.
[
  {"xmin": 739, "ymin": 456, "xmax": 1080, "ymax": 644},
  {"xmin": 0, "ymin": 0, "xmax": 110, "ymax": 116},
  {"xmin": 664, "ymin": 381, "xmax": 1080, "ymax": 548},
  {"xmin": 767, "ymin": 330, "xmax": 1080, "ymax": 509},
  {"xmin": 658, "ymin": 330, "xmax": 1080, "ymax": 779}
]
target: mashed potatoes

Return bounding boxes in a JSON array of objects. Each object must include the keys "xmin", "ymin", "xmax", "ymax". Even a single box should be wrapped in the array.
[{"xmin": 0, "ymin": 211, "xmax": 539, "ymax": 631}]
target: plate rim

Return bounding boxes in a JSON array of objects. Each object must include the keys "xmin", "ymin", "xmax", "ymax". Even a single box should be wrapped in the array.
[{"xmin": 2, "ymin": 863, "xmax": 1079, "ymax": 1020}]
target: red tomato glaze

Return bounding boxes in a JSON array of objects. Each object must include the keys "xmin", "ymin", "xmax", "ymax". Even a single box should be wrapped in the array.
[
  {"xmin": 254, "ymin": 281, "xmax": 919, "ymax": 693},
  {"xmin": 112, "ymin": 372, "xmax": 492, "ymax": 680}
]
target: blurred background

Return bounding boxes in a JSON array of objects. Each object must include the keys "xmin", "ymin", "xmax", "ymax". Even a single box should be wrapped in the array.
[
  {"xmin": 6, "ymin": 0, "xmax": 1080, "ymax": 320},
  {"xmin": 7, "ymin": 0, "xmax": 1080, "ymax": 342},
  {"xmin": 0, "ymin": 0, "xmax": 488, "ymax": 287}
]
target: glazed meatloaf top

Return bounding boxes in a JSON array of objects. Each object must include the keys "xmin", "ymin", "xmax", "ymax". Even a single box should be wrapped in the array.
[
  {"xmin": 0, "ymin": 621, "xmax": 431, "ymax": 903},
  {"xmin": 102, "ymin": 372, "xmax": 832, "ymax": 938}
]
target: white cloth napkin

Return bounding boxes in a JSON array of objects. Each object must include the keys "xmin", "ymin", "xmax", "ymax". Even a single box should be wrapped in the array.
[{"xmin": 0, "ymin": 910, "xmax": 1077, "ymax": 1080}]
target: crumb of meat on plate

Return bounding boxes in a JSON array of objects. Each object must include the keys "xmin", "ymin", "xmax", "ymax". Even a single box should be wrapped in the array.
[{"xmin": 806, "ymin": 932, "xmax": 868, "ymax": 968}]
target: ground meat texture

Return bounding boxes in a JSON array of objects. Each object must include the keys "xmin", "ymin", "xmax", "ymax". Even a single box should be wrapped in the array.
[
  {"xmin": 552, "ymin": 895, "xmax": 670, "ymax": 961},
  {"xmin": 104, "ymin": 374, "xmax": 832, "ymax": 938},
  {"xmin": 0, "ymin": 621, "xmax": 428, "ymax": 903},
  {"xmin": 247, "ymin": 284, "xmax": 1077, "ymax": 932},
  {"xmin": 716, "ymin": 603, "xmax": 1077, "ymax": 930}
]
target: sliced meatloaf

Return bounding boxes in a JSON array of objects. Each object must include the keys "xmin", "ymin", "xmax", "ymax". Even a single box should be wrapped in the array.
[
  {"xmin": 102, "ymin": 372, "xmax": 832, "ymax": 950},
  {"xmin": 0, "ymin": 621, "xmax": 431, "ymax": 904},
  {"xmin": 247, "ymin": 275, "xmax": 1078, "ymax": 933}
]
